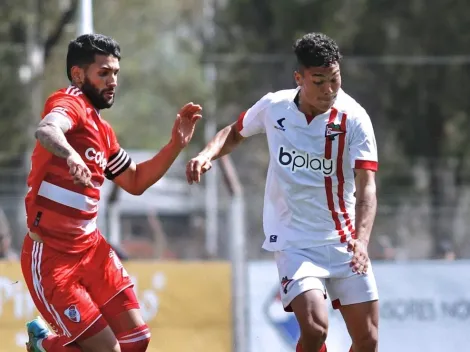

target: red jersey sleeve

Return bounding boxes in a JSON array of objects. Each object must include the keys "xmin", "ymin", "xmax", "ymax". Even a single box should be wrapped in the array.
[
  {"xmin": 104, "ymin": 124, "xmax": 132, "ymax": 180},
  {"xmin": 42, "ymin": 90, "xmax": 86, "ymax": 131}
]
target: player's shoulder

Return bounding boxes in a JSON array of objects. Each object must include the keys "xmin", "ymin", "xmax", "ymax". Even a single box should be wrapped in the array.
[
  {"xmin": 265, "ymin": 88, "xmax": 298, "ymax": 103},
  {"xmin": 256, "ymin": 88, "xmax": 298, "ymax": 108},
  {"xmin": 334, "ymin": 89, "xmax": 369, "ymax": 121},
  {"xmin": 45, "ymin": 86, "xmax": 87, "ymax": 111},
  {"xmin": 99, "ymin": 117, "xmax": 114, "ymax": 131}
]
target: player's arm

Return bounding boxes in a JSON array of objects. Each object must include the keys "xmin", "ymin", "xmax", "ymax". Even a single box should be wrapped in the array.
[
  {"xmin": 186, "ymin": 94, "xmax": 271, "ymax": 184},
  {"xmin": 111, "ymin": 103, "xmax": 202, "ymax": 195},
  {"xmin": 185, "ymin": 122, "xmax": 245, "ymax": 184},
  {"xmin": 35, "ymin": 113, "xmax": 75, "ymax": 159},
  {"xmin": 111, "ymin": 141, "xmax": 184, "ymax": 195},
  {"xmin": 35, "ymin": 106, "xmax": 93, "ymax": 187},
  {"xmin": 201, "ymin": 122, "xmax": 246, "ymax": 161},
  {"xmin": 348, "ymin": 109, "xmax": 378, "ymax": 274},
  {"xmin": 354, "ymin": 169, "xmax": 377, "ymax": 244}
]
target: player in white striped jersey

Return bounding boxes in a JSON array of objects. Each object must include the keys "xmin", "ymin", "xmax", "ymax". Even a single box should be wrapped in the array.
[{"xmin": 187, "ymin": 33, "xmax": 379, "ymax": 352}]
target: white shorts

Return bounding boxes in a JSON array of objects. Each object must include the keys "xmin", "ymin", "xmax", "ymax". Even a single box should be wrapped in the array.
[{"xmin": 274, "ymin": 243, "xmax": 379, "ymax": 311}]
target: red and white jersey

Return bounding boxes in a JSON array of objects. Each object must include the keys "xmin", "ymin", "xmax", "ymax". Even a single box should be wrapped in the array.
[
  {"xmin": 26, "ymin": 86, "xmax": 131, "ymax": 253},
  {"xmin": 237, "ymin": 87, "xmax": 378, "ymax": 251}
]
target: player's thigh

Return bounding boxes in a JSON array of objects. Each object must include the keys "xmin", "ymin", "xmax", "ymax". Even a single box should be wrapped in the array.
[
  {"xmin": 290, "ymin": 289, "xmax": 329, "ymax": 337},
  {"xmin": 339, "ymin": 300, "xmax": 379, "ymax": 345},
  {"xmin": 325, "ymin": 256, "xmax": 379, "ymax": 309},
  {"xmin": 275, "ymin": 247, "xmax": 329, "ymax": 333},
  {"xmin": 81, "ymin": 235, "xmax": 134, "ymax": 309},
  {"xmin": 274, "ymin": 247, "xmax": 330, "ymax": 310},
  {"xmin": 21, "ymin": 236, "xmax": 103, "ymax": 343},
  {"xmin": 326, "ymin": 262, "xmax": 379, "ymax": 343}
]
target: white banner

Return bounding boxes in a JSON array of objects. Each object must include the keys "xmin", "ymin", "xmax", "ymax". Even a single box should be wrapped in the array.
[{"xmin": 249, "ymin": 261, "xmax": 470, "ymax": 352}]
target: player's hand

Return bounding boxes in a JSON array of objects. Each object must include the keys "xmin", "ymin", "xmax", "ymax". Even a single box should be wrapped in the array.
[
  {"xmin": 186, "ymin": 154, "xmax": 212, "ymax": 184},
  {"xmin": 66, "ymin": 152, "xmax": 93, "ymax": 187},
  {"xmin": 171, "ymin": 102, "xmax": 202, "ymax": 149},
  {"xmin": 348, "ymin": 238, "xmax": 370, "ymax": 274}
]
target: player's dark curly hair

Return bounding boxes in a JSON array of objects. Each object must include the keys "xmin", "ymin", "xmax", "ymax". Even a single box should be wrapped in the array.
[
  {"xmin": 66, "ymin": 34, "xmax": 121, "ymax": 81},
  {"xmin": 293, "ymin": 32, "xmax": 341, "ymax": 69}
]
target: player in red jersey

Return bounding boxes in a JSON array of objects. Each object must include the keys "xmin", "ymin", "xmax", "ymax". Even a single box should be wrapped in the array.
[{"xmin": 21, "ymin": 33, "xmax": 202, "ymax": 352}]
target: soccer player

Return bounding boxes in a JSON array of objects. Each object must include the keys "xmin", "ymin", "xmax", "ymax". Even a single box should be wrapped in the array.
[
  {"xmin": 186, "ymin": 33, "xmax": 379, "ymax": 352},
  {"xmin": 21, "ymin": 34, "xmax": 202, "ymax": 352}
]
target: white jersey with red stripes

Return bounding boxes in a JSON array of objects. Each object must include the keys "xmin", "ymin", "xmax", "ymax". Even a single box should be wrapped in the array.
[
  {"xmin": 25, "ymin": 86, "xmax": 132, "ymax": 253},
  {"xmin": 236, "ymin": 87, "xmax": 378, "ymax": 251}
]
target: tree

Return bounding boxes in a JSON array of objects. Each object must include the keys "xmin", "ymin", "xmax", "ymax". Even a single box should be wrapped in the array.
[{"xmin": 0, "ymin": 0, "xmax": 78, "ymax": 163}]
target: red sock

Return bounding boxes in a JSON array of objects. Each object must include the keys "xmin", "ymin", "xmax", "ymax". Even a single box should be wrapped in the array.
[
  {"xmin": 296, "ymin": 341, "xmax": 327, "ymax": 352},
  {"xmin": 40, "ymin": 335, "xmax": 81, "ymax": 351}
]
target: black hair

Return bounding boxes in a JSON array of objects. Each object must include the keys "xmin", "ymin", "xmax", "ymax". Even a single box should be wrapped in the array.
[
  {"xmin": 293, "ymin": 32, "xmax": 341, "ymax": 69},
  {"xmin": 66, "ymin": 34, "xmax": 121, "ymax": 81}
]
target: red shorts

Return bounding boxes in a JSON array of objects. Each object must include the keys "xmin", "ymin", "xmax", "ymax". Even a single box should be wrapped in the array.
[{"xmin": 21, "ymin": 233, "xmax": 134, "ymax": 344}]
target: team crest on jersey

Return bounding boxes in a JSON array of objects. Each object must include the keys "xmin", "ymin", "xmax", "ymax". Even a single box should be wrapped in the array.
[
  {"xmin": 325, "ymin": 122, "xmax": 345, "ymax": 140},
  {"xmin": 64, "ymin": 305, "xmax": 81, "ymax": 323}
]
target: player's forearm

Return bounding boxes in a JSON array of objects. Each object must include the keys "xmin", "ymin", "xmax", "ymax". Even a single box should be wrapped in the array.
[
  {"xmin": 35, "ymin": 124, "xmax": 75, "ymax": 159},
  {"xmin": 354, "ymin": 182, "xmax": 377, "ymax": 243},
  {"xmin": 199, "ymin": 123, "xmax": 243, "ymax": 161},
  {"xmin": 132, "ymin": 140, "xmax": 183, "ymax": 195}
]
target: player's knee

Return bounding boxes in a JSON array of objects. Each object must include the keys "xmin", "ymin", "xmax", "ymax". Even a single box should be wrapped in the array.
[
  {"xmin": 297, "ymin": 309, "xmax": 328, "ymax": 349},
  {"xmin": 301, "ymin": 321, "xmax": 328, "ymax": 345},
  {"xmin": 118, "ymin": 324, "xmax": 151, "ymax": 352},
  {"xmin": 352, "ymin": 328, "xmax": 378, "ymax": 351},
  {"xmin": 291, "ymin": 291, "xmax": 328, "ymax": 347}
]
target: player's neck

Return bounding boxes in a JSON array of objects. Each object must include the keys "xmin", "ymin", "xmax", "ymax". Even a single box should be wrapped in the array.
[{"xmin": 297, "ymin": 91, "xmax": 325, "ymax": 118}]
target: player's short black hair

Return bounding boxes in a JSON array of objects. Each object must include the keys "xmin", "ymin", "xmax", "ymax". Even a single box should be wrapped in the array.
[
  {"xmin": 293, "ymin": 32, "xmax": 341, "ymax": 70},
  {"xmin": 66, "ymin": 33, "xmax": 121, "ymax": 81}
]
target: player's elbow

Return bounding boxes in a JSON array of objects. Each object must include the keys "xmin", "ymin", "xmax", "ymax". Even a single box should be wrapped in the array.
[
  {"xmin": 129, "ymin": 187, "xmax": 145, "ymax": 196},
  {"xmin": 35, "ymin": 123, "xmax": 58, "ymax": 140},
  {"xmin": 122, "ymin": 183, "xmax": 145, "ymax": 196},
  {"xmin": 34, "ymin": 125, "xmax": 50, "ymax": 141},
  {"xmin": 230, "ymin": 122, "xmax": 245, "ymax": 143},
  {"xmin": 127, "ymin": 180, "xmax": 155, "ymax": 196}
]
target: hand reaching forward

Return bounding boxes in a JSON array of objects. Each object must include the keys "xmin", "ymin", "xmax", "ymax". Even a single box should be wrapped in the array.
[{"xmin": 171, "ymin": 102, "xmax": 202, "ymax": 149}]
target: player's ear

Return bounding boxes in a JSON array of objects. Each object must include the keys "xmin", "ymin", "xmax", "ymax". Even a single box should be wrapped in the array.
[
  {"xmin": 71, "ymin": 66, "xmax": 85, "ymax": 86},
  {"xmin": 294, "ymin": 71, "xmax": 302, "ymax": 87}
]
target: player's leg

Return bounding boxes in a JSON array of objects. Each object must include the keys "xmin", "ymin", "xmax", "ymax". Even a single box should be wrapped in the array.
[
  {"xmin": 100, "ymin": 288, "xmax": 150, "ymax": 352},
  {"xmin": 20, "ymin": 235, "xmax": 121, "ymax": 352},
  {"xmin": 83, "ymin": 235, "xmax": 150, "ymax": 352},
  {"xmin": 326, "ymin": 244, "xmax": 379, "ymax": 352},
  {"xmin": 275, "ymin": 248, "xmax": 329, "ymax": 352},
  {"xmin": 339, "ymin": 301, "xmax": 378, "ymax": 352},
  {"xmin": 291, "ymin": 290, "xmax": 329, "ymax": 352}
]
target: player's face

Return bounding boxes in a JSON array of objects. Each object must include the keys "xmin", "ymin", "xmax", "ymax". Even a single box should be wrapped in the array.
[
  {"xmin": 80, "ymin": 54, "xmax": 120, "ymax": 110},
  {"xmin": 294, "ymin": 63, "xmax": 341, "ymax": 114}
]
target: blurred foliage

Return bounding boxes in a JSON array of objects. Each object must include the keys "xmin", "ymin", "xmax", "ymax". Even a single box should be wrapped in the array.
[
  {"xmin": 0, "ymin": 0, "xmax": 209, "ymax": 158},
  {"xmin": 42, "ymin": 0, "xmax": 210, "ymax": 149},
  {"xmin": 0, "ymin": 0, "xmax": 79, "ymax": 162}
]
